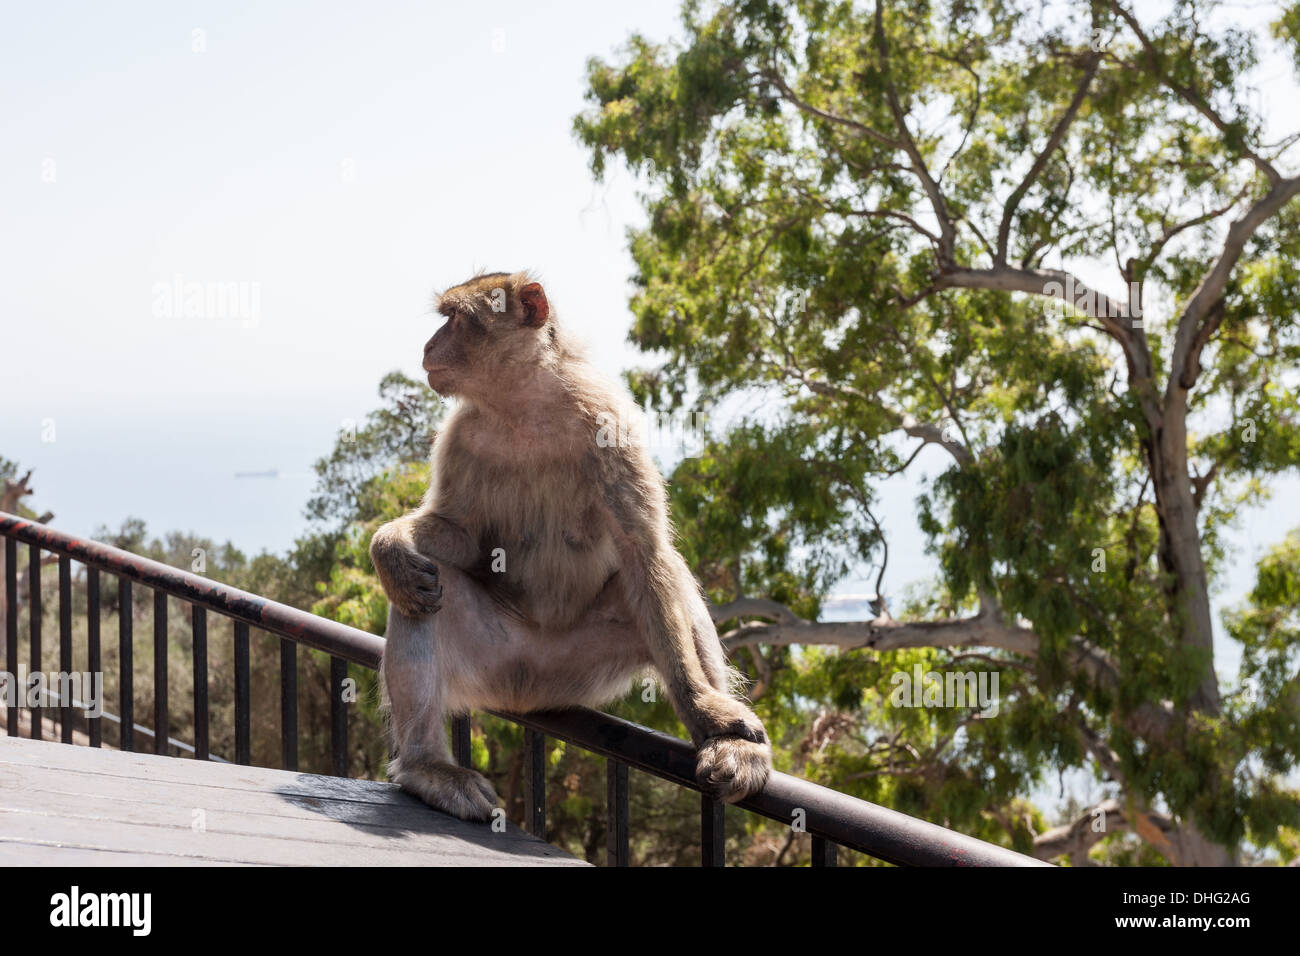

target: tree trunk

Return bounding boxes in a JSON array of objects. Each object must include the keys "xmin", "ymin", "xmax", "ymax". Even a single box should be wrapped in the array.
[
  {"xmin": 1153, "ymin": 820, "xmax": 1237, "ymax": 866},
  {"xmin": 1146, "ymin": 417, "xmax": 1221, "ymax": 715}
]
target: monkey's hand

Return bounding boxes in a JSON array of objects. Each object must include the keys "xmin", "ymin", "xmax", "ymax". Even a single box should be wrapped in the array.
[
  {"xmin": 697, "ymin": 735, "xmax": 772, "ymax": 804},
  {"xmin": 371, "ymin": 527, "xmax": 443, "ymax": 617}
]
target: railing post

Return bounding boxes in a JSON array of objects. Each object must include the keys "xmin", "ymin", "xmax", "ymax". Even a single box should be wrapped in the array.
[
  {"xmin": 234, "ymin": 621, "xmax": 251, "ymax": 765},
  {"xmin": 606, "ymin": 759, "xmax": 629, "ymax": 867},
  {"xmin": 701, "ymin": 795, "xmax": 725, "ymax": 867},
  {"xmin": 811, "ymin": 835, "xmax": 838, "ymax": 867},
  {"xmin": 153, "ymin": 590, "xmax": 168, "ymax": 755},
  {"xmin": 451, "ymin": 715, "xmax": 472, "ymax": 768},
  {"xmin": 192, "ymin": 606, "xmax": 208, "ymax": 761},
  {"xmin": 6, "ymin": 536, "xmax": 18, "ymax": 737},
  {"xmin": 524, "ymin": 727, "xmax": 546, "ymax": 840},
  {"xmin": 330, "ymin": 656, "xmax": 348, "ymax": 776},
  {"xmin": 28, "ymin": 542, "xmax": 41, "ymax": 740},
  {"xmin": 280, "ymin": 639, "xmax": 297, "ymax": 771},
  {"xmin": 118, "ymin": 576, "xmax": 133, "ymax": 752},
  {"xmin": 58, "ymin": 556, "xmax": 72, "ymax": 743},
  {"xmin": 86, "ymin": 567, "xmax": 101, "ymax": 747}
]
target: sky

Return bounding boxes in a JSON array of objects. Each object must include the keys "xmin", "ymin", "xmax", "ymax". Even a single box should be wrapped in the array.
[
  {"xmin": 0, "ymin": 0, "xmax": 679, "ymax": 547},
  {"xmin": 1, "ymin": 0, "xmax": 1298, "ymax": 697}
]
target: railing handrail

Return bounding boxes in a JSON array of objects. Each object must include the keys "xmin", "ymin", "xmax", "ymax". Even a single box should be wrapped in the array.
[
  {"xmin": 0, "ymin": 512, "xmax": 383, "ymax": 667},
  {"xmin": 500, "ymin": 707, "xmax": 1045, "ymax": 866},
  {"xmin": 0, "ymin": 511, "xmax": 1050, "ymax": 866}
]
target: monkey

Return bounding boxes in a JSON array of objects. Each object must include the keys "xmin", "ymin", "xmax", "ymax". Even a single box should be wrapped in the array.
[{"xmin": 368, "ymin": 270, "xmax": 771, "ymax": 822}]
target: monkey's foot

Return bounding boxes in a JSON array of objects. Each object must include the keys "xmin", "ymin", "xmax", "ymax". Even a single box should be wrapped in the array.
[
  {"xmin": 393, "ymin": 761, "xmax": 499, "ymax": 822},
  {"xmin": 695, "ymin": 736, "xmax": 772, "ymax": 804}
]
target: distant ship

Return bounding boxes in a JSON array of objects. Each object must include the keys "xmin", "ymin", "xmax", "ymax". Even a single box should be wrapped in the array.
[{"xmin": 233, "ymin": 469, "xmax": 279, "ymax": 479}]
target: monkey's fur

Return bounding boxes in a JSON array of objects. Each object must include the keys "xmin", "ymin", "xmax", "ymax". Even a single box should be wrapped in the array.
[{"xmin": 369, "ymin": 270, "xmax": 771, "ymax": 821}]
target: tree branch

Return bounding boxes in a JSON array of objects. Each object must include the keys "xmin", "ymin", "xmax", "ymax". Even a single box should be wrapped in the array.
[
  {"xmin": 996, "ymin": 52, "xmax": 1102, "ymax": 266},
  {"xmin": 717, "ymin": 600, "xmax": 1039, "ymax": 656},
  {"xmin": 1033, "ymin": 797, "xmax": 1128, "ymax": 865},
  {"xmin": 1, "ymin": 469, "xmax": 35, "ymax": 515},
  {"xmin": 1108, "ymin": 1, "xmax": 1282, "ymax": 183},
  {"xmin": 883, "ymin": 406, "xmax": 973, "ymax": 466},
  {"xmin": 1191, "ymin": 460, "xmax": 1220, "ymax": 511},
  {"xmin": 711, "ymin": 591, "xmax": 1179, "ymax": 746},
  {"xmin": 763, "ymin": 63, "xmax": 902, "ymax": 151},
  {"xmin": 874, "ymin": 4, "xmax": 958, "ymax": 264},
  {"xmin": 1139, "ymin": 183, "xmax": 1253, "ymax": 279},
  {"xmin": 708, "ymin": 595, "xmax": 804, "ymax": 625},
  {"xmin": 1167, "ymin": 174, "xmax": 1300, "ymax": 404}
]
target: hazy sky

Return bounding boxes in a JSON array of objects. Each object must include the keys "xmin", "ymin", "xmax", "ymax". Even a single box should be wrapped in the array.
[
  {"xmin": 2, "ymin": 0, "xmax": 1297, "ymax": 692},
  {"xmin": 1, "ymin": 0, "xmax": 681, "ymax": 541}
]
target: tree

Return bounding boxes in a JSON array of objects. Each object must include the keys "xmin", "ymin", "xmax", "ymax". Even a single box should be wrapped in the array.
[
  {"xmin": 305, "ymin": 370, "xmax": 445, "ymax": 530},
  {"xmin": 575, "ymin": 0, "xmax": 1300, "ymax": 864}
]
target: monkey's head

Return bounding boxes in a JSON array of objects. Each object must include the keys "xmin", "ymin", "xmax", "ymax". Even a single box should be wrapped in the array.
[{"xmin": 423, "ymin": 270, "xmax": 554, "ymax": 398}]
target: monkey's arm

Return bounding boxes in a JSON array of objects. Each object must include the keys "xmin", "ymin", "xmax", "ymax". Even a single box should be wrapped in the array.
[
  {"xmin": 409, "ymin": 511, "xmax": 479, "ymax": 568},
  {"xmin": 373, "ymin": 510, "xmax": 476, "ymax": 567},
  {"xmin": 370, "ymin": 511, "xmax": 477, "ymax": 617}
]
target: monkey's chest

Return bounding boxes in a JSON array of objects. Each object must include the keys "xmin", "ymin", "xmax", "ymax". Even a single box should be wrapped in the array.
[{"xmin": 469, "ymin": 484, "xmax": 619, "ymax": 630}]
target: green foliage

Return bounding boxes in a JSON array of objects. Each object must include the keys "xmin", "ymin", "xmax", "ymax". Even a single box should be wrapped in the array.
[
  {"xmin": 1274, "ymin": 2, "xmax": 1300, "ymax": 74},
  {"xmin": 306, "ymin": 370, "xmax": 443, "ymax": 528},
  {"xmin": 574, "ymin": 0, "xmax": 1300, "ymax": 862}
]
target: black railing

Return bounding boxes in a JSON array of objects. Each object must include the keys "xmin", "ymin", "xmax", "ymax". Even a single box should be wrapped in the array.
[{"xmin": 0, "ymin": 512, "xmax": 1049, "ymax": 867}]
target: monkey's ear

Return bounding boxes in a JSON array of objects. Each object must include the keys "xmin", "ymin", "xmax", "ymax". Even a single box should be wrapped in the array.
[{"xmin": 519, "ymin": 282, "xmax": 549, "ymax": 328}]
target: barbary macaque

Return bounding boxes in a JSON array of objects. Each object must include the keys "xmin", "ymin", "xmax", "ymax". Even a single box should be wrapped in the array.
[{"xmin": 369, "ymin": 270, "xmax": 771, "ymax": 821}]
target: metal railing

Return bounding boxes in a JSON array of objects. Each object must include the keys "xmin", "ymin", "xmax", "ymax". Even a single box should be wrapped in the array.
[{"xmin": 0, "ymin": 512, "xmax": 1049, "ymax": 867}]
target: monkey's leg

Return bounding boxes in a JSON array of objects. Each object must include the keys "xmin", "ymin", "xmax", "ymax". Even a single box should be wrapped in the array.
[{"xmin": 381, "ymin": 583, "xmax": 499, "ymax": 823}]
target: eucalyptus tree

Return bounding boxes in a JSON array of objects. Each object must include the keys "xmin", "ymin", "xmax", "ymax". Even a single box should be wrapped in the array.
[{"xmin": 576, "ymin": 0, "xmax": 1300, "ymax": 864}]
